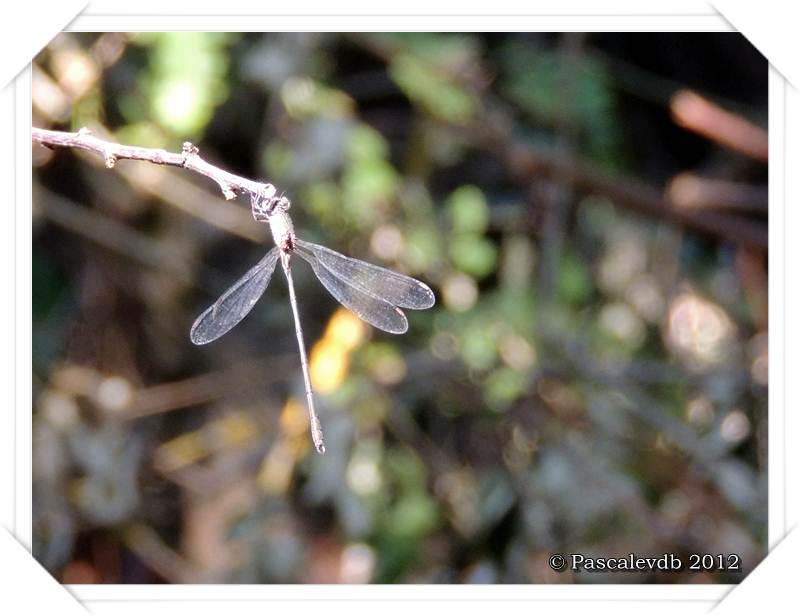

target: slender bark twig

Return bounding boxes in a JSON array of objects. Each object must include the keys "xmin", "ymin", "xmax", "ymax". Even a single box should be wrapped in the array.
[{"xmin": 32, "ymin": 126, "xmax": 275, "ymax": 203}]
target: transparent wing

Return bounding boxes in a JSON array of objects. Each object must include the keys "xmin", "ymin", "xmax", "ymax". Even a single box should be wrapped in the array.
[
  {"xmin": 190, "ymin": 247, "xmax": 280, "ymax": 345},
  {"xmin": 295, "ymin": 246, "xmax": 409, "ymax": 334},
  {"xmin": 295, "ymin": 239, "xmax": 435, "ymax": 310}
]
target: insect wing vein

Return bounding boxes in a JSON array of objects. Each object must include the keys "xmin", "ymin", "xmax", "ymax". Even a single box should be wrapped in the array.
[
  {"xmin": 295, "ymin": 239, "xmax": 434, "ymax": 310},
  {"xmin": 296, "ymin": 247, "xmax": 409, "ymax": 334},
  {"xmin": 190, "ymin": 247, "xmax": 280, "ymax": 345}
]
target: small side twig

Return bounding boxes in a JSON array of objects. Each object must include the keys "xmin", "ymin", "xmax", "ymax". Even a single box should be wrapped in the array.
[{"xmin": 32, "ymin": 126, "xmax": 275, "ymax": 203}]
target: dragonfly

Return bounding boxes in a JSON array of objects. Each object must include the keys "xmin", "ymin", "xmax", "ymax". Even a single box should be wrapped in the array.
[{"xmin": 190, "ymin": 187, "xmax": 436, "ymax": 454}]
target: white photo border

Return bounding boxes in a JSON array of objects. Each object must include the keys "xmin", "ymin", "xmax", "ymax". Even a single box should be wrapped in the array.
[{"xmin": 6, "ymin": 4, "xmax": 793, "ymax": 613}]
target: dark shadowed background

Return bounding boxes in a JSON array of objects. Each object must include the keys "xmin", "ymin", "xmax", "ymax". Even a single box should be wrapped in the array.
[{"xmin": 32, "ymin": 32, "xmax": 767, "ymax": 584}]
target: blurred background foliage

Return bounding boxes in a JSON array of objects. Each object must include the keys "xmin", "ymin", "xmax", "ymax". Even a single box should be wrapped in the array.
[{"xmin": 32, "ymin": 32, "xmax": 767, "ymax": 584}]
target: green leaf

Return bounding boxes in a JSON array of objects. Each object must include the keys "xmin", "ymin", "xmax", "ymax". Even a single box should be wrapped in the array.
[
  {"xmin": 449, "ymin": 235, "xmax": 497, "ymax": 278},
  {"xmin": 446, "ymin": 185, "xmax": 490, "ymax": 234},
  {"xmin": 557, "ymin": 250, "xmax": 592, "ymax": 306},
  {"xmin": 386, "ymin": 492, "xmax": 439, "ymax": 539},
  {"xmin": 341, "ymin": 158, "xmax": 399, "ymax": 225},
  {"xmin": 262, "ymin": 142, "xmax": 294, "ymax": 180},
  {"xmin": 499, "ymin": 44, "xmax": 619, "ymax": 169},
  {"xmin": 346, "ymin": 124, "xmax": 390, "ymax": 162},
  {"xmin": 405, "ymin": 226, "xmax": 442, "ymax": 271},
  {"xmin": 459, "ymin": 326, "xmax": 498, "ymax": 371},
  {"xmin": 484, "ymin": 367, "xmax": 529, "ymax": 411},
  {"xmin": 388, "ymin": 53, "xmax": 478, "ymax": 125},
  {"xmin": 134, "ymin": 33, "xmax": 236, "ymax": 137},
  {"xmin": 280, "ymin": 76, "xmax": 354, "ymax": 120}
]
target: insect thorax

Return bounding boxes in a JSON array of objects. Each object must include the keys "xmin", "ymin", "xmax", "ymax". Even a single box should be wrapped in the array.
[
  {"xmin": 250, "ymin": 189, "xmax": 295, "ymax": 252},
  {"xmin": 268, "ymin": 209, "xmax": 296, "ymax": 252}
]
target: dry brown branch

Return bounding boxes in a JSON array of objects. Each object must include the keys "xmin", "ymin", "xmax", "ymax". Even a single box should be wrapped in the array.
[
  {"xmin": 109, "ymin": 157, "xmax": 265, "ymax": 243},
  {"xmin": 32, "ymin": 126, "xmax": 276, "ymax": 203}
]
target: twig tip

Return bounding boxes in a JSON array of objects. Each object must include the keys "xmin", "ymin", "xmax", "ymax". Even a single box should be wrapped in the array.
[{"xmin": 222, "ymin": 185, "xmax": 237, "ymax": 200}]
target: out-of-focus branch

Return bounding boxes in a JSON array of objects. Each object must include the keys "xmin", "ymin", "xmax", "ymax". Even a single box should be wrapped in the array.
[
  {"xmin": 32, "ymin": 126, "xmax": 275, "ymax": 203},
  {"xmin": 352, "ymin": 34, "xmax": 768, "ymax": 250},
  {"xmin": 536, "ymin": 32, "xmax": 586, "ymax": 304},
  {"xmin": 34, "ymin": 184, "xmax": 196, "ymax": 282},
  {"xmin": 666, "ymin": 173, "xmax": 768, "ymax": 214},
  {"xmin": 480, "ymin": 110, "xmax": 768, "ymax": 249},
  {"xmin": 123, "ymin": 355, "xmax": 297, "ymax": 420},
  {"xmin": 671, "ymin": 90, "xmax": 768, "ymax": 162},
  {"xmin": 123, "ymin": 523, "xmax": 200, "ymax": 583}
]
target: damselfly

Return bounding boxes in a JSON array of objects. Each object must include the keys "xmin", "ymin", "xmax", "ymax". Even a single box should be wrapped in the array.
[{"xmin": 190, "ymin": 188, "xmax": 435, "ymax": 454}]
